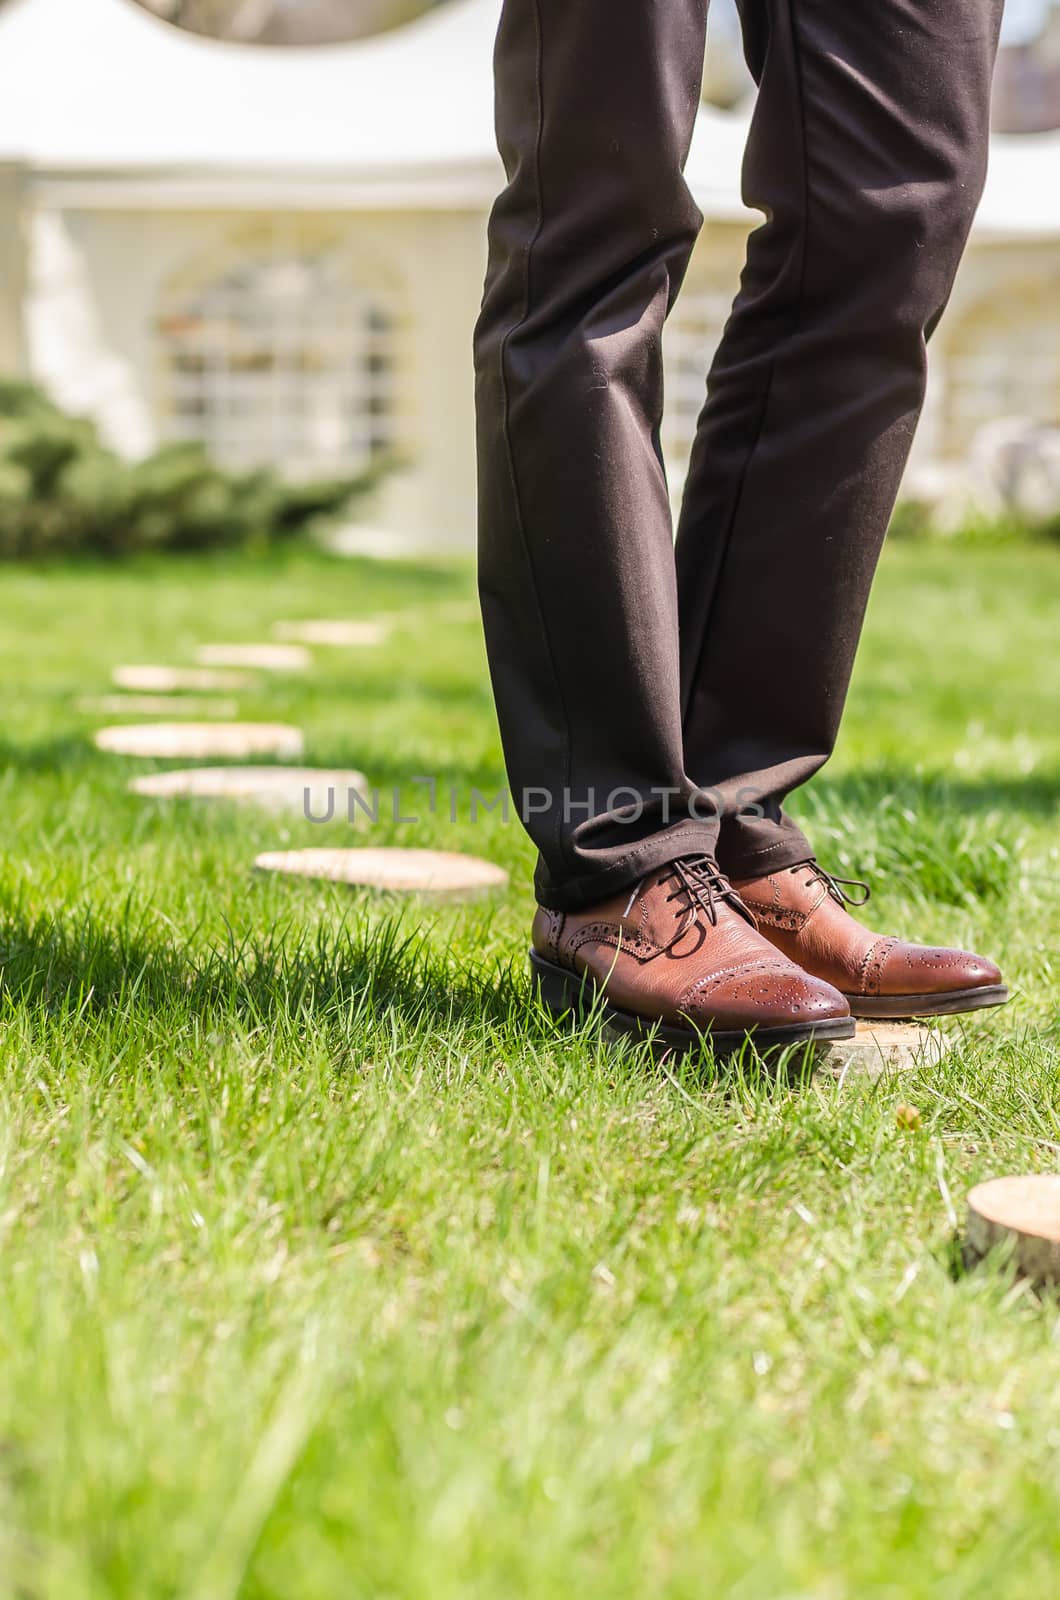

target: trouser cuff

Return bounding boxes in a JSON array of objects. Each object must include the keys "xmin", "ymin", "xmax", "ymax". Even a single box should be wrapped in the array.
[
  {"xmin": 533, "ymin": 819, "xmax": 722, "ymax": 912},
  {"xmin": 716, "ymin": 822, "xmax": 816, "ymax": 883}
]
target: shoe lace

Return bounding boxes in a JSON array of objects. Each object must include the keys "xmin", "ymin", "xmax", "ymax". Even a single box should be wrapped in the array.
[
  {"xmin": 643, "ymin": 854, "xmax": 755, "ymax": 944},
  {"xmin": 800, "ymin": 859, "xmax": 872, "ymax": 909}
]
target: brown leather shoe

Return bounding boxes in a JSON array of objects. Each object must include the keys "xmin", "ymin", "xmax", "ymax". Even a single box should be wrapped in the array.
[
  {"xmin": 733, "ymin": 860, "xmax": 1008, "ymax": 1019},
  {"xmin": 531, "ymin": 856, "xmax": 853, "ymax": 1056}
]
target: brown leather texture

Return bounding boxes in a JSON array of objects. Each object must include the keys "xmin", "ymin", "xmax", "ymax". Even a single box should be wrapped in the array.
[
  {"xmin": 531, "ymin": 862, "xmax": 850, "ymax": 1034},
  {"xmin": 734, "ymin": 862, "xmax": 1003, "ymax": 1000}
]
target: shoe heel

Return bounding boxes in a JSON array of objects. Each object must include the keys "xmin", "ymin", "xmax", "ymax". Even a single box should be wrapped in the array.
[{"xmin": 529, "ymin": 948, "xmax": 589, "ymax": 1019}]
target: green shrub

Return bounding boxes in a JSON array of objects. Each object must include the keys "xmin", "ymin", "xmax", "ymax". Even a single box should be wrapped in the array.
[
  {"xmin": 0, "ymin": 382, "xmax": 383, "ymax": 560},
  {"xmin": 888, "ymin": 495, "xmax": 1060, "ymax": 545}
]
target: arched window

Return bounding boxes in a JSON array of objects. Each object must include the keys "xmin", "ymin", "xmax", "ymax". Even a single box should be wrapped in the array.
[
  {"xmin": 661, "ymin": 285, "xmax": 732, "ymax": 495},
  {"xmin": 157, "ymin": 236, "xmax": 399, "ymax": 476},
  {"xmin": 942, "ymin": 278, "xmax": 1060, "ymax": 456}
]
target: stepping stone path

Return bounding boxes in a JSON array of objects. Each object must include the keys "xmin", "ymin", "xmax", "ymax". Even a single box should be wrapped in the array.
[
  {"xmin": 95, "ymin": 723, "xmax": 305, "ymax": 760},
  {"xmin": 818, "ymin": 1021, "xmax": 950, "ymax": 1081},
  {"xmin": 82, "ymin": 696, "xmax": 239, "ymax": 718},
  {"xmin": 254, "ymin": 847, "xmax": 509, "ymax": 900},
  {"xmin": 272, "ymin": 619, "xmax": 390, "ymax": 647},
  {"xmin": 195, "ymin": 643, "xmax": 311, "ymax": 672},
  {"xmin": 966, "ymin": 1174, "xmax": 1060, "ymax": 1285},
  {"xmin": 130, "ymin": 766, "xmax": 368, "ymax": 813},
  {"xmin": 113, "ymin": 665, "xmax": 255, "ymax": 692}
]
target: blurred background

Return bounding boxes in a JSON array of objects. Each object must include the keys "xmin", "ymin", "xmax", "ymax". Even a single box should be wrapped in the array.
[{"xmin": 0, "ymin": 0, "xmax": 1057, "ymax": 555}]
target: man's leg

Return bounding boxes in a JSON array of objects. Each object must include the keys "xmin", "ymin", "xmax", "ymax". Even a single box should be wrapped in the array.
[
  {"xmin": 475, "ymin": 0, "xmax": 719, "ymax": 913},
  {"xmin": 675, "ymin": 0, "xmax": 1004, "ymax": 877},
  {"xmin": 477, "ymin": 0, "xmax": 854, "ymax": 1049}
]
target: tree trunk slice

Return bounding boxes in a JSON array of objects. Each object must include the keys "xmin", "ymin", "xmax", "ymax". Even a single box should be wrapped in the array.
[
  {"xmin": 95, "ymin": 723, "xmax": 304, "ymax": 760},
  {"xmin": 113, "ymin": 665, "xmax": 256, "ymax": 692},
  {"xmin": 966, "ymin": 1175, "xmax": 1060, "ymax": 1284},
  {"xmin": 194, "ymin": 643, "xmax": 311, "ymax": 672},
  {"xmin": 272, "ymin": 620, "xmax": 390, "ymax": 647},
  {"xmin": 817, "ymin": 1022, "xmax": 950, "ymax": 1081},
  {"xmin": 254, "ymin": 847, "xmax": 508, "ymax": 900},
  {"xmin": 130, "ymin": 766, "xmax": 368, "ymax": 813}
]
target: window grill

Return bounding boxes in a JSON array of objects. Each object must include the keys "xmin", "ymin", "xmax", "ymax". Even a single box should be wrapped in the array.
[{"xmin": 157, "ymin": 242, "xmax": 398, "ymax": 476}]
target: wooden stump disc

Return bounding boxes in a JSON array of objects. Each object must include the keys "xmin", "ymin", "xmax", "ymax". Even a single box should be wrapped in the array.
[
  {"xmin": 966, "ymin": 1175, "xmax": 1060, "ymax": 1284},
  {"xmin": 94, "ymin": 723, "xmax": 304, "ymax": 760},
  {"xmin": 817, "ymin": 1022, "xmax": 950, "ymax": 1082},
  {"xmin": 82, "ymin": 696, "xmax": 239, "ymax": 718},
  {"xmin": 129, "ymin": 765, "xmax": 368, "ymax": 813},
  {"xmin": 113, "ymin": 665, "xmax": 255, "ymax": 692},
  {"xmin": 254, "ymin": 847, "xmax": 508, "ymax": 899},
  {"xmin": 194, "ymin": 643, "xmax": 311, "ymax": 672},
  {"xmin": 272, "ymin": 619, "xmax": 390, "ymax": 647}
]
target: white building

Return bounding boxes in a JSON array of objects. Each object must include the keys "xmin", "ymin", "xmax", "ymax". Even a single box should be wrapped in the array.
[{"xmin": 0, "ymin": 0, "xmax": 1057, "ymax": 545}]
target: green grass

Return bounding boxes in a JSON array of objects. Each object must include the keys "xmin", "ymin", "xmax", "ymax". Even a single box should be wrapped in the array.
[{"xmin": 0, "ymin": 540, "xmax": 1057, "ymax": 1599}]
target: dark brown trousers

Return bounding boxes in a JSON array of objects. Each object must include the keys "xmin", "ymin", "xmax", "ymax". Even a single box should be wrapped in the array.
[{"xmin": 474, "ymin": 0, "xmax": 1002, "ymax": 911}]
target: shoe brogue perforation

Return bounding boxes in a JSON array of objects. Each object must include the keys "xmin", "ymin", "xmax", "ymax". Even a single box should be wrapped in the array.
[
  {"xmin": 854, "ymin": 935, "xmax": 891, "ymax": 997},
  {"xmin": 568, "ymin": 921, "xmax": 659, "ymax": 964},
  {"xmin": 677, "ymin": 956, "xmax": 809, "ymax": 1007},
  {"xmin": 740, "ymin": 896, "xmax": 810, "ymax": 934}
]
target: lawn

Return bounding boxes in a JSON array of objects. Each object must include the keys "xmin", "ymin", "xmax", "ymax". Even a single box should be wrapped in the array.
[{"xmin": 0, "ymin": 539, "xmax": 1058, "ymax": 1598}]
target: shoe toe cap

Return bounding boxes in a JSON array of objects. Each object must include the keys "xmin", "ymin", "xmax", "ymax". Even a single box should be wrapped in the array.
[
  {"xmin": 680, "ymin": 960, "xmax": 850, "ymax": 1030},
  {"xmin": 880, "ymin": 942, "xmax": 1003, "ymax": 997}
]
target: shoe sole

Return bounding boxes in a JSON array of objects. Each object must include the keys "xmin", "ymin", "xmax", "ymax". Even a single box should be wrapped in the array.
[
  {"xmin": 529, "ymin": 949, "xmax": 855, "ymax": 1058},
  {"xmin": 846, "ymin": 985, "xmax": 1009, "ymax": 1020}
]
